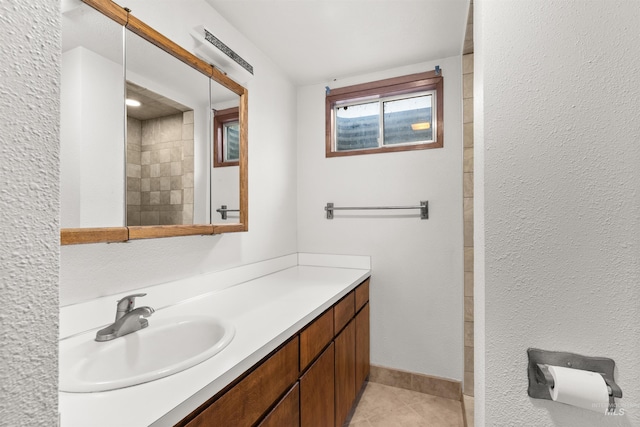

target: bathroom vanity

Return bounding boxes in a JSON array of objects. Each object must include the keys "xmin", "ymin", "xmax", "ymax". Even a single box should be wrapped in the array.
[
  {"xmin": 59, "ymin": 254, "xmax": 371, "ymax": 427},
  {"xmin": 177, "ymin": 278, "xmax": 370, "ymax": 427}
]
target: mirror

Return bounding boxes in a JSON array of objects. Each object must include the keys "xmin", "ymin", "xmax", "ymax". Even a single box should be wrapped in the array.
[
  {"xmin": 211, "ymin": 85, "xmax": 240, "ymax": 224},
  {"xmin": 61, "ymin": 1, "xmax": 125, "ymax": 229},
  {"xmin": 60, "ymin": 0, "xmax": 248, "ymax": 244},
  {"xmin": 125, "ymin": 28, "xmax": 211, "ymax": 226}
]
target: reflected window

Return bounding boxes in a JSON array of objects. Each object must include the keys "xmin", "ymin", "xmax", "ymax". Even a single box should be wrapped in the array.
[
  {"xmin": 223, "ymin": 121, "xmax": 240, "ymax": 162},
  {"xmin": 214, "ymin": 107, "xmax": 240, "ymax": 167}
]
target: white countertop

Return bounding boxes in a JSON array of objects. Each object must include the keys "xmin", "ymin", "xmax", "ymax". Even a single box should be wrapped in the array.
[{"xmin": 59, "ymin": 262, "xmax": 370, "ymax": 427}]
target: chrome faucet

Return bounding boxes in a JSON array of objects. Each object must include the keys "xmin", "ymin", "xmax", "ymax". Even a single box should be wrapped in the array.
[{"xmin": 95, "ymin": 293, "xmax": 155, "ymax": 342}]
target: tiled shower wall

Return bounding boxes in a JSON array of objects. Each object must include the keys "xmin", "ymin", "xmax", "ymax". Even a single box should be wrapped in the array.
[
  {"xmin": 127, "ymin": 117, "xmax": 142, "ymax": 223},
  {"xmin": 126, "ymin": 111, "xmax": 194, "ymax": 225},
  {"xmin": 462, "ymin": 52, "xmax": 474, "ymax": 397}
]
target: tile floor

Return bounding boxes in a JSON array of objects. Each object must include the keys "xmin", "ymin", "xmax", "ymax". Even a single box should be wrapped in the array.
[{"xmin": 345, "ymin": 381, "xmax": 465, "ymax": 427}]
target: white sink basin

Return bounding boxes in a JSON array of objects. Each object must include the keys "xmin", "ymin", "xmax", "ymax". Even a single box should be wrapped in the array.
[{"xmin": 60, "ymin": 315, "xmax": 235, "ymax": 392}]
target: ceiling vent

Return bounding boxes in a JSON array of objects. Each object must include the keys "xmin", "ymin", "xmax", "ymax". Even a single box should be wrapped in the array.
[{"xmin": 190, "ymin": 25, "xmax": 253, "ymax": 84}]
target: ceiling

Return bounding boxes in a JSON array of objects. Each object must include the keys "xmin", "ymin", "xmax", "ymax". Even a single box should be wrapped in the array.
[
  {"xmin": 126, "ymin": 82, "xmax": 190, "ymax": 121},
  {"xmin": 63, "ymin": 0, "xmax": 240, "ymax": 117},
  {"xmin": 206, "ymin": 0, "xmax": 470, "ymax": 86}
]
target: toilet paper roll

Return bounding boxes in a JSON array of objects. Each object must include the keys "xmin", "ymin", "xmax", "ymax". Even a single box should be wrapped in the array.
[{"xmin": 548, "ymin": 365, "xmax": 610, "ymax": 414}]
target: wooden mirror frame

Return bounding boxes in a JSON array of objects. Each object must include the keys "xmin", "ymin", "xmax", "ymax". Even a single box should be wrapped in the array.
[{"xmin": 60, "ymin": 0, "xmax": 248, "ymax": 245}]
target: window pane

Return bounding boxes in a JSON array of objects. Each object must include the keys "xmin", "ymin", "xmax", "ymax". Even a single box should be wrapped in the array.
[
  {"xmin": 335, "ymin": 101, "xmax": 379, "ymax": 151},
  {"xmin": 383, "ymin": 95, "xmax": 433, "ymax": 145},
  {"xmin": 224, "ymin": 122, "xmax": 240, "ymax": 161}
]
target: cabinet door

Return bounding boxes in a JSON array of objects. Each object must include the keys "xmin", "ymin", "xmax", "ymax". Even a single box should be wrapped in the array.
[
  {"xmin": 335, "ymin": 319, "xmax": 356, "ymax": 427},
  {"xmin": 355, "ymin": 303, "xmax": 370, "ymax": 391},
  {"xmin": 334, "ymin": 292, "xmax": 355, "ymax": 334},
  {"xmin": 186, "ymin": 337, "xmax": 299, "ymax": 427},
  {"xmin": 258, "ymin": 382, "xmax": 300, "ymax": 427},
  {"xmin": 300, "ymin": 342, "xmax": 335, "ymax": 427}
]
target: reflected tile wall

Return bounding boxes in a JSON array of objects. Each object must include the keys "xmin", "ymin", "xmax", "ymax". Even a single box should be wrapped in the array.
[
  {"xmin": 126, "ymin": 117, "xmax": 142, "ymax": 226},
  {"xmin": 127, "ymin": 111, "xmax": 194, "ymax": 226},
  {"xmin": 182, "ymin": 111, "xmax": 194, "ymax": 222}
]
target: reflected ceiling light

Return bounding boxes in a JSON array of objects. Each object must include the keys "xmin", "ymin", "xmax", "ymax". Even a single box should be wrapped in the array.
[
  {"xmin": 411, "ymin": 122, "xmax": 431, "ymax": 130},
  {"xmin": 126, "ymin": 99, "xmax": 141, "ymax": 107}
]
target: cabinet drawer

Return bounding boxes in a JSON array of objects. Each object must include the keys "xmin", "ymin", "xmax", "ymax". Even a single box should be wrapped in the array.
[
  {"xmin": 299, "ymin": 308, "xmax": 333, "ymax": 371},
  {"xmin": 186, "ymin": 337, "xmax": 299, "ymax": 427},
  {"xmin": 334, "ymin": 291, "xmax": 355, "ymax": 334},
  {"xmin": 258, "ymin": 382, "xmax": 300, "ymax": 427},
  {"xmin": 355, "ymin": 278, "xmax": 370, "ymax": 312}
]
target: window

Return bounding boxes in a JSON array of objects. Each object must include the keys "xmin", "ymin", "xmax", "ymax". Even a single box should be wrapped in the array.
[
  {"xmin": 326, "ymin": 71, "xmax": 443, "ymax": 157},
  {"xmin": 213, "ymin": 107, "xmax": 240, "ymax": 167}
]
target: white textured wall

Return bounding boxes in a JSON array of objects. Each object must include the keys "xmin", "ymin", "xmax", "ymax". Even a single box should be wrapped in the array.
[
  {"xmin": 0, "ymin": 0, "xmax": 60, "ymax": 425},
  {"xmin": 60, "ymin": 0, "xmax": 298, "ymax": 305},
  {"xmin": 297, "ymin": 57, "xmax": 464, "ymax": 380},
  {"xmin": 476, "ymin": 1, "xmax": 640, "ymax": 426},
  {"xmin": 473, "ymin": 0, "xmax": 486, "ymax": 423}
]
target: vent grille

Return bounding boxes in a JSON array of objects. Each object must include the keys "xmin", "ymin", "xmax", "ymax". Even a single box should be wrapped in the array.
[{"xmin": 203, "ymin": 29, "xmax": 254, "ymax": 75}]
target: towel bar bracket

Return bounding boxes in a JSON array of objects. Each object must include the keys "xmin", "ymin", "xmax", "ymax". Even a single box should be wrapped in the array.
[
  {"xmin": 215, "ymin": 205, "xmax": 239, "ymax": 220},
  {"xmin": 326, "ymin": 202, "xmax": 334, "ymax": 220},
  {"xmin": 420, "ymin": 201, "xmax": 429, "ymax": 220}
]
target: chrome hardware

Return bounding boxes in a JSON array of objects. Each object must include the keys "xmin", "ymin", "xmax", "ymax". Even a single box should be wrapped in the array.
[
  {"xmin": 115, "ymin": 293, "xmax": 146, "ymax": 321},
  {"xmin": 215, "ymin": 205, "xmax": 239, "ymax": 220},
  {"xmin": 527, "ymin": 348, "xmax": 622, "ymax": 413},
  {"xmin": 325, "ymin": 201, "xmax": 429, "ymax": 220},
  {"xmin": 96, "ymin": 294, "xmax": 154, "ymax": 342}
]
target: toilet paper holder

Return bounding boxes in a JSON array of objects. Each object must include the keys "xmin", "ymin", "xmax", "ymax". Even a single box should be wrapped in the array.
[{"xmin": 527, "ymin": 348, "xmax": 622, "ymax": 403}]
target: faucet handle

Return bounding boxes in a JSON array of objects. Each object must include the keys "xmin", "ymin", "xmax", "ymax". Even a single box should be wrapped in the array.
[{"xmin": 115, "ymin": 293, "xmax": 147, "ymax": 320}]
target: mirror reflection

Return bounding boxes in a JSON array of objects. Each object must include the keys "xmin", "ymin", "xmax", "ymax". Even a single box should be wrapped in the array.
[
  {"xmin": 126, "ymin": 81, "xmax": 194, "ymax": 225},
  {"xmin": 61, "ymin": 2, "xmax": 125, "ymax": 228},
  {"xmin": 125, "ymin": 82, "xmax": 195, "ymax": 226},
  {"xmin": 60, "ymin": 0, "xmax": 248, "ymax": 242},
  {"xmin": 124, "ymin": 28, "xmax": 210, "ymax": 226},
  {"xmin": 211, "ymin": 83, "xmax": 240, "ymax": 224}
]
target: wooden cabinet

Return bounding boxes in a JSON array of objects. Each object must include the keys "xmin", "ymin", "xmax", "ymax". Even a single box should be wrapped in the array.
[
  {"xmin": 334, "ymin": 319, "xmax": 356, "ymax": 427},
  {"xmin": 355, "ymin": 303, "xmax": 370, "ymax": 388},
  {"xmin": 354, "ymin": 278, "xmax": 370, "ymax": 393},
  {"xmin": 300, "ymin": 308, "xmax": 333, "ymax": 371},
  {"xmin": 184, "ymin": 337, "xmax": 299, "ymax": 427},
  {"xmin": 355, "ymin": 278, "xmax": 369, "ymax": 312},
  {"xmin": 300, "ymin": 343, "xmax": 335, "ymax": 427},
  {"xmin": 335, "ymin": 280, "xmax": 369, "ymax": 427},
  {"xmin": 177, "ymin": 278, "xmax": 370, "ymax": 427},
  {"xmin": 258, "ymin": 383, "xmax": 300, "ymax": 427},
  {"xmin": 334, "ymin": 292, "xmax": 355, "ymax": 334}
]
